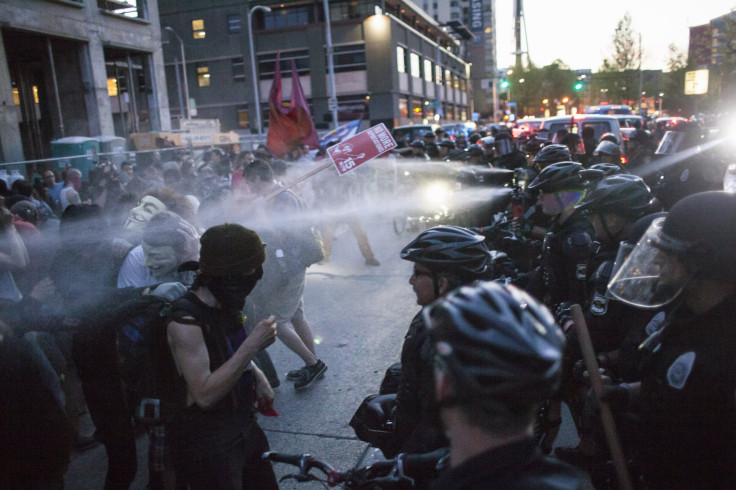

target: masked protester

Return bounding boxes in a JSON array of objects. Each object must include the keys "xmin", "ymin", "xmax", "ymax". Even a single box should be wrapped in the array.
[{"xmin": 165, "ymin": 223, "xmax": 279, "ymax": 490}]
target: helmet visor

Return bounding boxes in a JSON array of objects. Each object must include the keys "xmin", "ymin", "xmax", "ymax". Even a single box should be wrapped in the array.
[
  {"xmin": 607, "ymin": 218, "xmax": 690, "ymax": 308},
  {"xmin": 495, "ymin": 138, "xmax": 513, "ymax": 156}
]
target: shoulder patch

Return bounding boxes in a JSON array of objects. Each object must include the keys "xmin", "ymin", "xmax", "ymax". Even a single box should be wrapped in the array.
[
  {"xmin": 590, "ymin": 292, "xmax": 609, "ymax": 316},
  {"xmin": 667, "ymin": 351, "xmax": 696, "ymax": 390}
]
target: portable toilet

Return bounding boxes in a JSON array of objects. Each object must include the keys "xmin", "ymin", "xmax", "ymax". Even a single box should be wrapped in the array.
[
  {"xmin": 94, "ymin": 136, "xmax": 126, "ymax": 168},
  {"xmin": 50, "ymin": 137, "xmax": 100, "ymax": 181}
]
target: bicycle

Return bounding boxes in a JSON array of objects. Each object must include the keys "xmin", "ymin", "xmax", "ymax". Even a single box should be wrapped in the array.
[{"xmin": 262, "ymin": 448, "xmax": 449, "ymax": 489}]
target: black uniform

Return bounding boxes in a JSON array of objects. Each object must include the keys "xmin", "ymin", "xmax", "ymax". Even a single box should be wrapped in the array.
[
  {"xmin": 393, "ymin": 312, "xmax": 448, "ymax": 454},
  {"xmin": 492, "ymin": 148, "xmax": 528, "ymax": 170},
  {"xmin": 527, "ymin": 209, "xmax": 594, "ymax": 308},
  {"xmin": 634, "ymin": 293, "xmax": 736, "ymax": 488},
  {"xmin": 431, "ymin": 438, "xmax": 585, "ymax": 490}
]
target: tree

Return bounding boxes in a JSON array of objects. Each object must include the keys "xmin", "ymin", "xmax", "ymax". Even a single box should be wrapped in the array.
[{"xmin": 602, "ymin": 13, "xmax": 638, "ymax": 72}]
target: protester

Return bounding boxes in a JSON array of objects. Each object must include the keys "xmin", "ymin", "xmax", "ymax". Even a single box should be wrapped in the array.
[{"xmin": 165, "ymin": 224, "xmax": 279, "ymax": 489}]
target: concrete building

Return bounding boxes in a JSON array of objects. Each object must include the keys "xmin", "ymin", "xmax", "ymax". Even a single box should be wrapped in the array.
[
  {"xmin": 0, "ymin": 0, "xmax": 171, "ymax": 164},
  {"xmin": 158, "ymin": 0, "xmax": 472, "ymax": 134},
  {"xmin": 422, "ymin": 0, "xmax": 498, "ymax": 122}
]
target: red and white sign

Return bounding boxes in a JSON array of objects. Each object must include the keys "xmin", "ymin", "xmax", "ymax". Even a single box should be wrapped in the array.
[{"xmin": 327, "ymin": 123, "xmax": 397, "ymax": 176}]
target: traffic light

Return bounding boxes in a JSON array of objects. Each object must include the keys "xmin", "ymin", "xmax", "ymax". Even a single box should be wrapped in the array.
[
  {"xmin": 501, "ymin": 79, "xmax": 509, "ymax": 89},
  {"xmin": 574, "ymin": 82, "xmax": 583, "ymax": 91}
]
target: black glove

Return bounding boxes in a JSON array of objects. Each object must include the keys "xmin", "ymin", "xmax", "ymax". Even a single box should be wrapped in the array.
[{"xmin": 587, "ymin": 383, "xmax": 633, "ymax": 414}]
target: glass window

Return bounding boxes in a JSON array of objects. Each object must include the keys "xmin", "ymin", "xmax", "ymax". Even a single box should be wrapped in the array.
[
  {"xmin": 197, "ymin": 66, "xmax": 210, "ymax": 87},
  {"xmin": 424, "ymin": 101, "xmax": 435, "ymax": 119},
  {"xmin": 397, "ymin": 46, "xmax": 406, "ymax": 73},
  {"xmin": 412, "ymin": 98, "xmax": 422, "ymax": 116},
  {"xmin": 263, "ymin": 6, "xmax": 310, "ymax": 30},
  {"xmin": 232, "ymin": 57, "xmax": 245, "ymax": 82},
  {"xmin": 331, "ymin": 43, "xmax": 366, "ymax": 73},
  {"xmin": 453, "ymin": 73, "xmax": 460, "ymax": 89},
  {"xmin": 435, "ymin": 65, "xmax": 442, "ymax": 85},
  {"xmin": 423, "ymin": 59, "xmax": 433, "ymax": 83},
  {"xmin": 237, "ymin": 109, "xmax": 249, "ymax": 129},
  {"xmin": 192, "ymin": 19, "xmax": 206, "ymax": 39},
  {"xmin": 228, "ymin": 14, "xmax": 241, "ymax": 34},
  {"xmin": 410, "ymin": 52, "xmax": 420, "ymax": 78},
  {"xmin": 445, "ymin": 69, "xmax": 452, "ymax": 89},
  {"xmin": 329, "ymin": 1, "xmax": 374, "ymax": 21},
  {"xmin": 97, "ymin": 0, "xmax": 146, "ymax": 20},
  {"xmin": 258, "ymin": 49, "xmax": 310, "ymax": 79},
  {"xmin": 399, "ymin": 97, "xmax": 408, "ymax": 119}
]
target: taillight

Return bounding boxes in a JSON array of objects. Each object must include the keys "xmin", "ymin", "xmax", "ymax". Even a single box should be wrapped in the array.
[{"xmin": 620, "ymin": 156, "xmax": 628, "ymax": 165}]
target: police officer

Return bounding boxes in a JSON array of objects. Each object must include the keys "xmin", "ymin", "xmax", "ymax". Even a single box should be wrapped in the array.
[
  {"xmin": 393, "ymin": 226, "xmax": 494, "ymax": 456},
  {"xmin": 491, "ymin": 132, "xmax": 527, "ymax": 170},
  {"xmin": 526, "ymin": 162, "xmax": 594, "ymax": 308},
  {"xmin": 605, "ymin": 191, "xmax": 736, "ymax": 488},
  {"xmin": 592, "ymin": 140, "xmax": 623, "ymax": 166},
  {"xmin": 426, "ymin": 282, "xmax": 585, "ymax": 489}
]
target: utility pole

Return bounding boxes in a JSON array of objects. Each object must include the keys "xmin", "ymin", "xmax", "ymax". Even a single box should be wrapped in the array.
[{"xmin": 638, "ymin": 32, "xmax": 643, "ymax": 115}]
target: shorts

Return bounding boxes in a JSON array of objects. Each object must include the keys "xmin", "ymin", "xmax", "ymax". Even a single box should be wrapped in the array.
[{"xmin": 250, "ymin": 267, "xmax": 306, "ymax": 326}]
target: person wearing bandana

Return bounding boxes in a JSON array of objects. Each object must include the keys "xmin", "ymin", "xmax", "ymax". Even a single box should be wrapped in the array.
[{"xmin": 165, "ymin": 223, "xmax": 279, "ymax": 489}]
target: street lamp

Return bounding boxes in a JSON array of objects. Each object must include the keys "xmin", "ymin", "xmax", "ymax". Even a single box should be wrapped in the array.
[
  {"xmin": 248, "ymin": 5, "xmax": 271, "ymax": 136},
  {"xmin": 658, "ymin": 92, "xmax": 664, "ymax": 114},
  {"xmin": 164, "ymin": 26, "xmax": 191, "ymax": 119}
]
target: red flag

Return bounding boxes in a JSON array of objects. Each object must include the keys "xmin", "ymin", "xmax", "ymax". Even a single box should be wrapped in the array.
[{"xmin": 266, "ymin": 53, "xmax": 319, "ymax": 157}]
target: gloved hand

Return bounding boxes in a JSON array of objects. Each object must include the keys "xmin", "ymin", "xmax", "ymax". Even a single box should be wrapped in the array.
[
  {"xmin": 555, "ymin": 302, "xmax": 574, "ymax": 333},
  {"xmin": 586, "ymin": 383, "xmax": 633, "ymax": 414},
  {"xmin": 149, "ymin": 282, "xmax": 187, "ymax": 301}
]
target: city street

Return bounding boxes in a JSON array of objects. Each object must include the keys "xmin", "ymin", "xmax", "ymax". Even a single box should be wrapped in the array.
[{"xmin": 64, "ymin": 213, "xmax": 581, "ymax": 489}]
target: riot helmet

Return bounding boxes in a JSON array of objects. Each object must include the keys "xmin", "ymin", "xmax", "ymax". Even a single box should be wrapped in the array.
[
  {"xmin": 593, "ymin": 140, "xmax": 622, "ymax": 165},
  {"xmin": 494, "ymin": 132, "xmax": 514, "ymax": 156},
  {"xmin": 608, "ymin": 191, "xmax": 736, "ymax": 308},
  {"xmin": 599, "ymin": 132, "xmax": 620, "ymax": 145}
]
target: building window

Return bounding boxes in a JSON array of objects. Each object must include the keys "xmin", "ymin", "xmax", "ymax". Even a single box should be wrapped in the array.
[
  {"xmin": 397, "ymin": 46, "xmax": 406, "ymax": 73},
  {"xmin": 192, "ymin": 19, "xmax": 206, "ymax": 39},
  {"xmin": 331, "ymin": 43, "xmax": 366, "ymax": 73},
  {"xmin": 107, "ymin": 78, "xmax": 118, "ymax": 96},
  {"xmin": 459, "ymin": 77, "xmax": 467, "ymax": 92},
  {"xmin": 263, "ymin": 6, "xmax": 310, "ymax": 30},
  {"xmin": 410, "ymin": 52, "xmax": 420, "ymax": 78},
  {"xmin": 329, "ymin": 1, "xmax": 374, "ymax": 21},
  {"xmin": 445, "ymin": 69, "xmax": 452, "ymax": 89},
  {"xmin": 258, "ymin": 49, "xmax": 310, "ymax": 79},
  {"xmin": 399, "ymin": 97, "xmax": 408, "ymax": 119},
  {"xmin": 412, "ymin": 98, "xmax": 422, "ymax": 117},
  {"xmin": 453, "ymin": 73, "xmax": 460, "ymax": 90},
  {"xmin": 228, "ymin": 14, "xmax": 241, "ymax": 34},
  {"xmin": 98, "ymin": 0, "xmax": 146, "ymax": 20},
  {"xmin": 423, "ymin": 59, "xmax": 433, "ymax": 83},
  {"xmin": 197, "ymin": 66, "xmax": 210, "ymax": 87},
  {"xmin": 232, "ymin": 58, "xmax": 245, "ymax": 82},
  {"xmin": 237, "ymin": 109, "xmax": 249, "ymax": 128},
  {"xmin": 435, "ymin": 65, "xmax": 442, "ymax": 85}
]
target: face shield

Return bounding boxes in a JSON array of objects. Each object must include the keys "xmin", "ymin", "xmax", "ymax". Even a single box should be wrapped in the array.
[
  {"xmin": 607, "ymin": 217, "xmax": 691, "ymax": 308},
  {"xmin": 495, "ymin": 138, "xmax": 513, "ymax": 156}
]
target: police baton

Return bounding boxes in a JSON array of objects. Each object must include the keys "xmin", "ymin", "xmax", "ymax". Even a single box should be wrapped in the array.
[{"xmin": 570, "ymin": 304, "xmax": 633, "ymax": 490}]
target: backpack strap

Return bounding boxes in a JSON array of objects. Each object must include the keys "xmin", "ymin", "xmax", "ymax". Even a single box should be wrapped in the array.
[{"xmin": 166, "ymin": 292, "xmax": 213, "ymax": 334}]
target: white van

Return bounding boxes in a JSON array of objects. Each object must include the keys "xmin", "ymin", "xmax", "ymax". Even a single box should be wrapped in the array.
[{"xmin": 538, "ymin": 115, "xmax": 624, "ymax": 153}]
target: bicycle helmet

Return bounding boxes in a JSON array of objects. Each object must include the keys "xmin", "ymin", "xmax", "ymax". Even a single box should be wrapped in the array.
[
  {"xmin": 425, "ymin": 282, "xmax": 563, "ymax": 410},
  {"xmin": 599, "ymin": 132, "xmax": 619, "ymax": 145},
  {"xmin": 528, "ymin": 161, "xmax": 585, "ymax": 192},
  {"xmin": 400, "ymin": 225, "xmax": 491, "ymax": 278},
  {"xmin": 576, "ymin": 174, "xmax": 651, "ymax": 218},
  {"xmin": 532, "ymin": 144, "xmax": 571, "ymax": 167},
  {"xmin": 579, "ymin": 163, "xmax": 622, "ymax": 183}
]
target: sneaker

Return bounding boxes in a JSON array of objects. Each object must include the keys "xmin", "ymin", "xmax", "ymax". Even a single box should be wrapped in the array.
[
  {"xmin": 294, "ymin": 360, "xmax": 327, "ymax": 390},
  {"xmin": 365, "ymin": 258, "xmax": 381, "ymax": 266},
  {"xmin": 286, "ymin": 367, "xmax": 307, "ymax": 381}
]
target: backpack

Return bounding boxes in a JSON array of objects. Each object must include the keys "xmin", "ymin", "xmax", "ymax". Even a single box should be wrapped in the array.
[{"xmin": 113, "ymin": 293, "xmax": 206, "ymax": 426}]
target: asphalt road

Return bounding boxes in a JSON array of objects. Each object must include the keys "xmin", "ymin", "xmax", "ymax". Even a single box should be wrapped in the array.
[{"xmin": 64, "ymin": 214, "xmax": 583, "ymax": 489}]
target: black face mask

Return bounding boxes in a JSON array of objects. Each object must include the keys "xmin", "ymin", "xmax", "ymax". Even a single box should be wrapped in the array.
[{"xmin": 206, "ymin": 266, "xmax": 263, "ymax": 313}]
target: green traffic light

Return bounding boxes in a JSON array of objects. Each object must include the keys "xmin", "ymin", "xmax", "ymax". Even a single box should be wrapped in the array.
[
  {"xmin": 574, "ymin": 82, "xmax": 583, "ymax": 91},
  {"xmin": 501, "ymin": 80, "xmax": 509, "ymax": 89}
]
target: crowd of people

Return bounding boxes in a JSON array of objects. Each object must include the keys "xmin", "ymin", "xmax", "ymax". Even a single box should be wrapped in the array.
[{"xmin": 1, "ymin": 113, "xmax": 734, "ymax": 490}]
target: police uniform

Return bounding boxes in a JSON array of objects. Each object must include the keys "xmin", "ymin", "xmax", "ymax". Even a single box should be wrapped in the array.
[
  {"xmin": 635, "ymin": 294, "xmax": 736, "ymax": 488},
  {"xmin": 527, "ymin": 209, "xmax": 594, "ymax": 308}
]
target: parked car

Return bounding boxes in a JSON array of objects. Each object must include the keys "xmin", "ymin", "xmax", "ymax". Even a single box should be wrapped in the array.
[
  {"xmin": 655, "ymin": 116, "xmax": 689, "ymax": 130},
  {"xmin": 512, "ymin": 118, "xmax": 544, "ymax": 139}
]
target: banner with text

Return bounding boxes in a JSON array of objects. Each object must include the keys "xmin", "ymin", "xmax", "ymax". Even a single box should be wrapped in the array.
[{"xmin": 327, "ymin": 123, "xmax": 397, "ymax": 176}]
